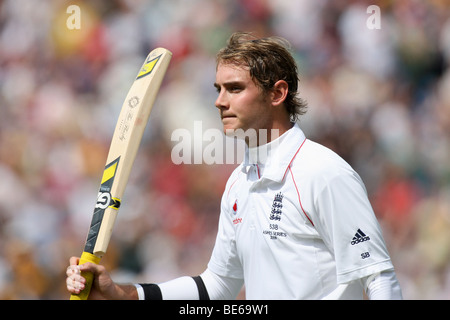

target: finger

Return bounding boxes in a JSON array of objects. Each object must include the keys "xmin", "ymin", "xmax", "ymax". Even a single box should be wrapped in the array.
[
  {"xmin": 78, "ymin": 261, "xmax": 103, "ymax": 274},
  {"xmin": 67, "ymin": 273, "xmax": 85, "ymax": 285},
  {"xmin": 69, "ymin": 256, "xmax": 80, "ymax": 266},
  {"xmin": 66, "ymin": 274, "xmax": 85, "ymax": 293},
  {"xmin": 67, "ymin": 282, "xmax": 84, "ymax": 294},
  {"xmin": 66, "ymin": 265, "xmax": 81, "ymax": 277}
]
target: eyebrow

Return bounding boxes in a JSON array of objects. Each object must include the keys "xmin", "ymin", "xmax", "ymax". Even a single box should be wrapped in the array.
[{"xmin": 213, "ymin": 81, "xmax": 245, "ymax": 89}]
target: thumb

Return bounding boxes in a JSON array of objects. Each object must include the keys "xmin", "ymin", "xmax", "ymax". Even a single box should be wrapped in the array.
[{"xmin": 79, "ymin": 261, "xmax": 105, "ymax": 275}]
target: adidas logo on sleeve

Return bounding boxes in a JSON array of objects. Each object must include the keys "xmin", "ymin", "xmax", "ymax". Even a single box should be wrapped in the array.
[{"xmin": 351, "ymin": 229, "xmax": 370, "ymax": 245}]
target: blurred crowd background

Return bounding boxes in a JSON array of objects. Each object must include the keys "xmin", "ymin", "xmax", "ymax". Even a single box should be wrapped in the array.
[{"xmin": 0, "ymin": 0, "xmax": 449, "ymax": 299}]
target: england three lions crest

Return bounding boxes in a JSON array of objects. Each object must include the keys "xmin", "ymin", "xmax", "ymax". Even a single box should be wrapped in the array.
[{"xmin": 270, "ymin": 192, "xmax": 283, "ymax": 221}]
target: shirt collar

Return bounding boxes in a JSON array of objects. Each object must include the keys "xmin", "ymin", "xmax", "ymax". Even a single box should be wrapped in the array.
[{"xmin": 241, "ymin": 123, "xmax": 307, "ymax": 182}]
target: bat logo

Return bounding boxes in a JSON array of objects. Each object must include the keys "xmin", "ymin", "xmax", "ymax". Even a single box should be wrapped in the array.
[
  {"xmin": 95, "ymin": 192, "xmax": 121, "ymax": 210},
  {"xmin": 136, "ymin": 54, "xmax": 162, "ymax": 79},
  {"xmin": 85, "ymin": 156, "xmax": 121, "ymax": 253},
  {"xmin": 95, "ymin": 157, "xmax": 121, "ymax": 210},
  {"xmin": 96, "ymin": 192, "xmax": 111, "ymax": 210},
  {"xmin": 119, "ymin": 96, "xmax": 140, "ymax": 141},
  {"xmin": 128, "ymin": 96, "xmax": 140, "ymax": 108}
]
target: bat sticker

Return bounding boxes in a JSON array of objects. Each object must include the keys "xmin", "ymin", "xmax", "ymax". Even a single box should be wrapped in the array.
[
  {"xmin": 85, "ymin": 156, "xmax": 121, "ymax": 253},
  {"xmin": 136, "ymin": 54, "xmax": 162, "ymax": 79}
]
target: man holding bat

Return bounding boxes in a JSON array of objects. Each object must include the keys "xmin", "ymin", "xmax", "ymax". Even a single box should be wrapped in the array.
[{"xmin": 66, "ymin": 32, "xmax": 402, "ymax": 300}]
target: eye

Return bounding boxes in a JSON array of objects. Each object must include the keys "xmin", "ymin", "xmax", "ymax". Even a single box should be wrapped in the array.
[{"xmin": 229, "ymin": 86, "xmax": 242, "ymax": 93}]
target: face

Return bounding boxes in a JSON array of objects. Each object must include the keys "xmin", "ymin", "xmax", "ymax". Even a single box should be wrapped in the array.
[{"xmin": 214, "ymin": 63, "xmax": 273, "ymax": 134}]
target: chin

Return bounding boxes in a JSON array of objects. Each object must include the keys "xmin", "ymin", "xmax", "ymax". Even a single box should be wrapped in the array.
[
  {"xmin": 222, "ymin": 125, "xmax": 236, "ymax": 136},
  {"xmin": 221, "ymin": 118, "xmax": 241, "ymax": 133}
]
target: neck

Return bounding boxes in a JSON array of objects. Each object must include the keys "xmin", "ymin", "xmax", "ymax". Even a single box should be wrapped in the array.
[{"xmin": 246, "ymin": 120, "xmax": 293, "ymax": 148}]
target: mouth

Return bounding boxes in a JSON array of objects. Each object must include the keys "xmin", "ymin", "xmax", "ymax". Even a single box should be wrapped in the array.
[{"xmin": 221, "ymin": 114, "xmax": 236, "ymax": 120}]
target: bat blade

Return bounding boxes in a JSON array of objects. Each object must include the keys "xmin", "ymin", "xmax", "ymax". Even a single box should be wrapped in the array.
[{"xmin": 70, "ymin": 48, "xmax": 172, "ymax": 300}]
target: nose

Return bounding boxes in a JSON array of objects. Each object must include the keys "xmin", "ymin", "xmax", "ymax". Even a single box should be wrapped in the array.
[{"xmin": 215, "ymin": 90, "xmax": 228, "ymax": 110}]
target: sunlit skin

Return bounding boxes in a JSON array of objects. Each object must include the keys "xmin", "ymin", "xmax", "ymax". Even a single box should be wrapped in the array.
[{"xmin": 214, "ymin": 62, "xmax": 292, "ymax": 147}]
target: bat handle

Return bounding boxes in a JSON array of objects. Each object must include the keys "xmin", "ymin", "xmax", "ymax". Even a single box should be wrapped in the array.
[{"xmin": 70, "ymin": 251, "xmax": 101, "ymax": 300}]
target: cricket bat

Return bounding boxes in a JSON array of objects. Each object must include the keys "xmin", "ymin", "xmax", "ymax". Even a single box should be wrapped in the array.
[{"xmin": 70, "ymin": 48, "xmax": 172, "ymax": 300}]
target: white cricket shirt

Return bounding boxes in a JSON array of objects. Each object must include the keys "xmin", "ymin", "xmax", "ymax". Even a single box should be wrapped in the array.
[{"xmin": 207, "ymin": 123, "xmax": 394, "ymax": 299}]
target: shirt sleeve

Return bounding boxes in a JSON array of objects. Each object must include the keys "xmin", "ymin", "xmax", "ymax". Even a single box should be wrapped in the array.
[
  {"xmin": 363, "ymin": 269, "xmax": 403, "ymax": 300},
  {"xmin": 200, "ymin": 268, "xmax": 244, "ymax": 300},
  {"xmin": 312, "ymin": 169, "xmax": 394, "ymax": 284}
]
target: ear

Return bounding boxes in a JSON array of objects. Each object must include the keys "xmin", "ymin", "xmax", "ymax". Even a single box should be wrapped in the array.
[{"xmin": 271, "ymin": 80, "xmax": 289, "ymax": 107}]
